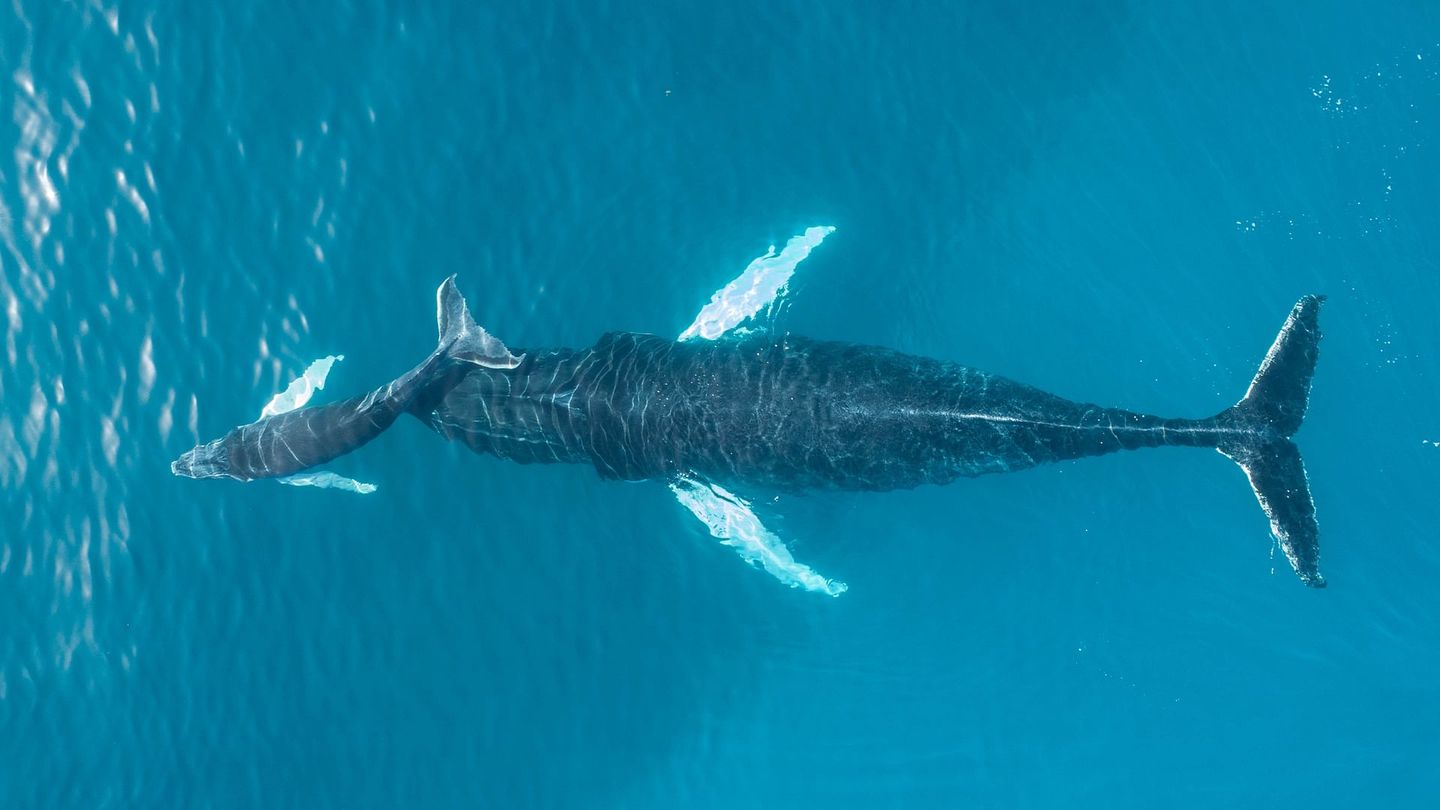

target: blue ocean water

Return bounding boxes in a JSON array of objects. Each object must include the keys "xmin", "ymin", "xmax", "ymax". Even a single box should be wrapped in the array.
[{"xmin": 3, "ymin": 1, "xmax": 1439, "ymax": 806}]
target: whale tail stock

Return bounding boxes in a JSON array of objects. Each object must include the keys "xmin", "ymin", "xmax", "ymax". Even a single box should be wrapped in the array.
[{"xmin": 1215, "ymin": 295, "xmax": 1326, "ymax": 588}]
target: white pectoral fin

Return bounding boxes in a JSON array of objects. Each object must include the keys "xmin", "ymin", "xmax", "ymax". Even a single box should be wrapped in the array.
[
  {"xmin": 670, "ymin": 476, "xmax": 847, "ymax": 597},
  {"xmin": 278, "ymin": 471, "xmax": 377, "ymax": 494},
  {"xmin": 242, "ymin": 358, "xmax": 378, "ymax": 494},
  {"xmin": 678, "ymin": 226, "xmax": 835, "ymax": 342},
  {"xmin": 260, "ymin": 355, "xmax": 345, "ymax": 419}
]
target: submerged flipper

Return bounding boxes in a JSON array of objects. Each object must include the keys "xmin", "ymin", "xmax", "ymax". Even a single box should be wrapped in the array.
[
  {"xmin": 679, "ymin": 226, "xmax": 835, "ymax": 341},
  {"xmin": 672, "ymin": 232, "xmax": 845, "ymax": 593},
  {"xmin": 1217, "ymin": 296, "xmax": 1326, "ymax": 587},
  {"xmin": 262, "ymin": 355, "xmax": 345, "ymax": 419},
  {"xmin": 257, "ymin": 355, "xmax": 379, "ymax": 494},
  {"xmin": 279, "ymin": 471, "xmax": 378, "ymax": 494},
  {"xmin": 671, "ymin": 476, "xmax": 847, "ymax": 597}
]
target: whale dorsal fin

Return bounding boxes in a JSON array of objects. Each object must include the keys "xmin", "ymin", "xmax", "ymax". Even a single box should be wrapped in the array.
[{"xmin": 678, "ymin": 226, "xmax": 834, "ymax": 342}]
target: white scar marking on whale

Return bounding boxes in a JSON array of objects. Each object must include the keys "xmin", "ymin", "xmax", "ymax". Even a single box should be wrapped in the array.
[
  {"xmin": 671, "ymin": 476, "xmax": 847, "ymax": 597},
  {"xmin": 679, "ymin": 226, "xmax": 834, "ymax": 342},
  {"xmin": 261, "ymin": 355, "xmax": 344, "ymax": 418},
  {"xmin": 885, "ymin": 407, "xmax": 1241, "ymax": 436}
]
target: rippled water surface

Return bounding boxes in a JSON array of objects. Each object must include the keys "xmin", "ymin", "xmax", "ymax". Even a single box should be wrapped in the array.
[{"xmin": 3, "ymin": 2, "xmax": 1438, "ymax": 807}]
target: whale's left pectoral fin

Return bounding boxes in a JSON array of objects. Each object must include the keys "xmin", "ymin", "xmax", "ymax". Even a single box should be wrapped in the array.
[
  {"xmin": 670, "ymin": 476, "xmax": 847, "ymax": 597},
  {"xmin": 679, "ymin": 226, "xmax": 835, "ymax": 342},
  {"xmin": 261, "ymin": 355, "xmax": 346, "ymax": 419},
  {"xmin": 278, "ymin": 471, "xmax": 378, "ymax": 494}
]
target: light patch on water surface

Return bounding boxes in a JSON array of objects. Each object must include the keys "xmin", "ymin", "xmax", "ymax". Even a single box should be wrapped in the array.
[
  {"xmin": 12, "ymin": 68, "xmax": 61, "ymax": 257},
  {"xmin": 114, "ymin": 168, "xmax": 150, "ymax": 226},
  {"xmin": 99, "ymin": 417, "xmax": 119, "ymax": 467},
  {"xmin": 670, "ymin": 476, "xmax": 847, "ymax": 597},
  {"xmin": 679, "ymin": 226, "xmax": 834, "ymax": 341},
  {"xmin": 157, "ymin": 389, "xmax": 175, "ymax": 443},
  {"xmin": 137, "ymin": 333, "xmax": 155, "ymax": 402},
  {"xmin": 2, "ymin": 1, "xmax": 171, "ymax": 694}
]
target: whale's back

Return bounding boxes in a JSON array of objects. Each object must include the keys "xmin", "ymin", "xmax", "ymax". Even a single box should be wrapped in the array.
[{"xmin": 579, "ymin": 332, "xmax": 1091, "ymax": 491}]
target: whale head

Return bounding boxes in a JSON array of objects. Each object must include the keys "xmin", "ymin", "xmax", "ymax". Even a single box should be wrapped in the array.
[{"xmin": 171, "ymin": 436, "xmax": 233, "ymax": 479}]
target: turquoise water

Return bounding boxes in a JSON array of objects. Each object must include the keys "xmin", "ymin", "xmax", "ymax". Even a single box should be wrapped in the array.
[{"xmin": 4, "ymin": 1, "xmax": 1439, "ymax": 806}]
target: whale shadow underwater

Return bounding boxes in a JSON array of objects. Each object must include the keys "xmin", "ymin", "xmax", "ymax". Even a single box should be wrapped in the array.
[{"xmin": 174, "ymin": 233, "xmax": 1327, "ymax": 592}]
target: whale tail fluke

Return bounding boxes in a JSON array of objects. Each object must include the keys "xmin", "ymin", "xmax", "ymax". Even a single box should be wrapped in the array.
[
  {"xmin": 436, "ymin": 275, "xmax": 524, "ymax": 369},
  {"xmin": 1217, "ymin": 295, "xmax": 1326, "ymax": 587}
]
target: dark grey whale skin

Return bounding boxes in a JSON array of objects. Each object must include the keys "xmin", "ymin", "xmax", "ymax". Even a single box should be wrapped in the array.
[
  {"xmin": 414, "ymin": 293, "xmax": 1326, "ymax": 587},
  {"xmin": 172, "ymin": 351, "xmax": 451, "ymax": 481},
  {"xmin": 420, "ymin": 331, "xmax": 1249, "ymax": 490},
  {"xmin": 169, "ymin": 276, "xmax": 522, "ymax": 482},
  {"xmin": 172, "ymin": 281, "xmax": 1324, "ymax": 586},
  {"xmin": 417, "ymin": 332, "xmax": 1236, "ymax": 492}
]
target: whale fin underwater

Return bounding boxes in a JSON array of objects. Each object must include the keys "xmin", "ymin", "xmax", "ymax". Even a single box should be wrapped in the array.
[
  {"xmin": 247, "ymin": 355, "xmax": 378, "ymax": 494},
  {"xmin": 173, "ymin": 231, "xmax": 1328, "ymax": 592},
  {"xmin": 669, "ymin": 227, "xmax": 848, "ymax": 594}
]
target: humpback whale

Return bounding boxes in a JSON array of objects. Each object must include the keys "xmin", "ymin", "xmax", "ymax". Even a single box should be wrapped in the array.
[{"xmin": 173, "ymin": 232, "xmax": 1327, "ymax": 592}]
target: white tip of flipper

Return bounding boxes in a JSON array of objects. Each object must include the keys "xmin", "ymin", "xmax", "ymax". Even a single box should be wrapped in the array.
[
  {"xmin": 670, "ymin": 476, "xmax": 847, "ymax": 597},
  {"xmin": 679, "ymin": 226, "xmax": 835, "ymax": 342},
  {"xmin": 278, "ymin": 471, "xmax": 377, "ymax": 494},
  {"xmin": 261, "ymin": 355, "xmax": 345, "ymax": 419}
]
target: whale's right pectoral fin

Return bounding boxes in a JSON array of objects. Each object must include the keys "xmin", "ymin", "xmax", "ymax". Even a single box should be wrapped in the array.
[
  {"xmin": 678, "ymin": 226, "xmax": 835, "ymax": 342},
  {"xmin": 669, "ymin": 476, "xmax": 848, "ymax": 597}
]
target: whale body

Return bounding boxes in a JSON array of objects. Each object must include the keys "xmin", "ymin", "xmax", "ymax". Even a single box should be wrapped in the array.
[{"xmin": 174, "ymin": 275, "xmax": 1327, "ymax": 590}]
